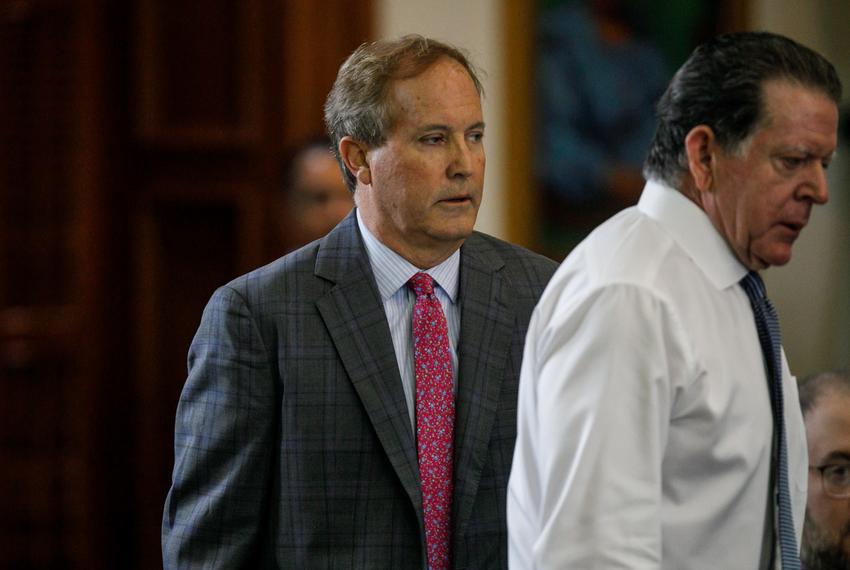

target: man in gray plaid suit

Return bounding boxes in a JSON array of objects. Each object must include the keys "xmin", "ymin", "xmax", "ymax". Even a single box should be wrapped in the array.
[{"xmin": 162, "ymin": 35, "xmax": 557, "ymax": 569}]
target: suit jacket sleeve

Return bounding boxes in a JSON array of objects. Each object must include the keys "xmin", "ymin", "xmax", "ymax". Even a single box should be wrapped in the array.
[{"xmin": 162, "ymin": 285, "xmax": 275, "ymax": 569}]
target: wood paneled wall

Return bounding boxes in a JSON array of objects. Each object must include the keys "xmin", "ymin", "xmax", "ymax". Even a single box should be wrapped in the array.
[{"xmin": 0, "ymin": 1, "xmax": 371, "ymax": 567}]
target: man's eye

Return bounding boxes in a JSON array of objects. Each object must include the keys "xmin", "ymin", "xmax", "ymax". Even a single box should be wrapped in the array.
[
  {"xmin": 781, "ymin": 157, "xmax": 805, "ymax": 169},
  {"xmin": 825, "ymin": 464, "xmax": 850, "ymax": 483},
  {"xmin": 467, "ymin": 132, "xmax": 484, "ymax": 143},
  {"xmin": 421, "ymin": 135, "xmax": 444, "ymax": 144}
]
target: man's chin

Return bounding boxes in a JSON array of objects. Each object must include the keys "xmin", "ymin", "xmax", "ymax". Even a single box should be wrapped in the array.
[
  {"xmin": 802, "ymin": 523, "xmax": 850, "ymax": 570},
  {"xmin": 750, "ymin": 246, "xmax": 793, "ymax": 270},
  {"xmin": 432, "ymin": 222, "xmax": 476, "ymax": 244},
  {"xmin": 802, "ymin": 545, "xmax": 850, "ymax": 570}
]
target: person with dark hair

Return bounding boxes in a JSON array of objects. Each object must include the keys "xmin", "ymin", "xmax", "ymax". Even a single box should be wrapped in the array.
[
  {"xmin": 278, "ymin": 137, "xmax": 353, "ymax": 252},
  {"xmin": 799, "ymin": 369, "xmax": 850, "ymax": 569},
  {"xmin": 508, "ymin": 31, "xmax": 840, "ymax": 568},
  {"xmin": 162, "ymin": 34, "xmax": 557, "ymax": 569}
]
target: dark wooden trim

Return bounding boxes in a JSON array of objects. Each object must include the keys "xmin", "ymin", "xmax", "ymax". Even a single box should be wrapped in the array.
[{"xmin": 134, "ymin": 0, "xmax": 264, "ymax": 149}]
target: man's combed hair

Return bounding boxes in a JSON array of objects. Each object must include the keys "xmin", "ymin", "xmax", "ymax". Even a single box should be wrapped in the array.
[
  {"xmin": 643, "ymin": 31, "xmax": 842, "ymax": 187},
  {"xmin": 324, "ymin": 34, "xmax": 484, "ymax": 192}
]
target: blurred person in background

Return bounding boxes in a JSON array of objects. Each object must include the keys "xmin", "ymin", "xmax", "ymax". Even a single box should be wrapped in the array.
[
  {"xmin": 278, "ymin": 137, "xmax": 353, "ymax": 252},
  {"xmin": 799, "ymin": 369, "xmax": 850, "ymax": 569}
]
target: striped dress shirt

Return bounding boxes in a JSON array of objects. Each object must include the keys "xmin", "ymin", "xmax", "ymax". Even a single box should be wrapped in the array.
[{"xmin": 356, "ymin": 209, "xmax": 460, "ymax": 429}]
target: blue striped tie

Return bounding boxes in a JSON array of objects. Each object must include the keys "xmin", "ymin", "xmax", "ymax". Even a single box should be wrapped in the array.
[{"xmin": 740, "ymin": 271, "xmax": 800, "ymax": 570}]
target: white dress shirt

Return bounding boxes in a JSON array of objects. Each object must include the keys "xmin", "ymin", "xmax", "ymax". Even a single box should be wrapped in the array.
[
  {"xmin": 356, "ymin": 209, "xmax": 460, "ymax": 429},
  {"xmin": 507, "ymin": 181, "xmax": 807, "ymax": 569}
]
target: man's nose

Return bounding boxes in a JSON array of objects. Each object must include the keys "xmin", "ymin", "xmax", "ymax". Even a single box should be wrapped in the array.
[
  {"xmin": 800, "ymin": 162, "xmax": 829, "ymax": 205},
  {"xmin": 447, "ymin": 139, "xmax": 473, "ymax": 179}
]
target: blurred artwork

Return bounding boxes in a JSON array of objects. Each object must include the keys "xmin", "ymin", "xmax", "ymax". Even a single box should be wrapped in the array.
[{"xmin": 535, "ymin": 0, "xmax": 718, "ymax": 258}]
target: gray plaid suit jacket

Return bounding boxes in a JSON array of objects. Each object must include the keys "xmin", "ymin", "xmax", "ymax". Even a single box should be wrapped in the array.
[{"xmin": 162, "ymin": 210, "xmax": 557, "ymax": 569}]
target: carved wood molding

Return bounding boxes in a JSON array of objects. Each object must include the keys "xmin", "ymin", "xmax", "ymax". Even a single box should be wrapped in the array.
[{"xmin": 134, "ymin": 0, "xmax": 263, "ymax": 149}]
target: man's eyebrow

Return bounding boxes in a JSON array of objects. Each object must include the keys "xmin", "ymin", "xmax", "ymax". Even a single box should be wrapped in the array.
[
  {"xmin": 816, "ymin": 450, "xmax": 850, "ymax": 465},
  {"xmin": 417, "ymin": 121, "xmax": 486, "ymax": 132},
  {"xmin": 777, "ymin": 145, "xmax": 838, "ymax": 158},
  {"xmin": 418, "ymin": 124, "xmax": 449, "ymax": 132}
]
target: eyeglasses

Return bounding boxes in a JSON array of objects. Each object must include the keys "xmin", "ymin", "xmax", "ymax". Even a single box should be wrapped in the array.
[{"xmin": 809, "ymin": 463, "xmax": 850, "ymax": 499}]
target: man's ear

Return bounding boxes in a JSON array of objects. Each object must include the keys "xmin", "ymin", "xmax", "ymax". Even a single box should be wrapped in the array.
[
  {"xmin": 684, "ymin": 125, "xmax": 716, "ymax": 192},
  {"xmin": 339, "ymin": 137, "xmax": 372, "ymax": 187}
]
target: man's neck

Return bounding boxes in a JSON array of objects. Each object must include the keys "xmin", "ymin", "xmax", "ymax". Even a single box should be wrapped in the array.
[{"xmin": 356, "ymin": 210, "xmax": 464, "ymax": 270}]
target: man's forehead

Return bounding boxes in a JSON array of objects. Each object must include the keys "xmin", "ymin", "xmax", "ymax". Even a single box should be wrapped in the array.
[
  {"xmin": 807, "ymin": 391, "xmax": 850, "ymax": 456},
  {"xmin": 743, "ymin": 81, "xmax": 838, "ymax": 155},
  {"xmin": 393, "ymin": 54, "xmax": 479, "ymax": 91},
  {"xmin": 759, "ymin": 80, "xmax": 838, "ymax": 125},
  {"xmin": 385, "ymin": 75, "xmax": 483, "ymax": 135},
  {"xmin": 294, "ymin": 151, "xmax": 339, "ymax": 182},
  {"xmin": 389, "ymin": 59, "xmax": 479, "ymax": 103}
]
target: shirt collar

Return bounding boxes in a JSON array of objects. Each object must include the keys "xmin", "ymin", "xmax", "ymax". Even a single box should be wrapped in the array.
[
  {"xmin": 356, "ymin": 208, "xmax": 460, "ymax": 303},
  {"xmin": 638, "ymin": 179, "xmax": 748, "ymax": 290}
]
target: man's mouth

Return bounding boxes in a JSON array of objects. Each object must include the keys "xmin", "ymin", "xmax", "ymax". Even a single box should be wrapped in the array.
[
  {"xmin": 778, "ymin": 221, "xmax": 805, "ymax": 237},
  {"xmin": 441, "ymin": 196, "xmax": 472, "ymax": 204}
]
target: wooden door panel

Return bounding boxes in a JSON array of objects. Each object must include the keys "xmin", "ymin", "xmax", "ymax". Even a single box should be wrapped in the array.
[
  {"xmin": 1, "ymin": 0, "xmax": 372, "ymax": 567},
  {"xmin": 135, "ymin": 0, "xmax": 263, "ymax": 148}
]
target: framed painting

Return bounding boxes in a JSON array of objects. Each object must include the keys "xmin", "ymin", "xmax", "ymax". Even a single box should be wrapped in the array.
[{"xmin": 505, "ymin": 0, "xmax": 748, "ymax": 259}]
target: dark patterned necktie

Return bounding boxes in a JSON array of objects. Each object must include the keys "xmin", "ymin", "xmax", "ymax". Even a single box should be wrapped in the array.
[
  {"xmin": 740, "ymin": 271, "xmax": 800, "ymax": 570},
  {"xmin": 408, "ymin": 272, "xmax": 454, "ymax": 570}
]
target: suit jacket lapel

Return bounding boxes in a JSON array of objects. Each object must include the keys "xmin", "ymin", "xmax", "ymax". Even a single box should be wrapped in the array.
[
  {"xmin": 314, "ymin": 212, "xmax": 422, "ymax": 513},
  {"xmin": 453, "ymin": 234, "xmax": 516, "ymax": 538}
]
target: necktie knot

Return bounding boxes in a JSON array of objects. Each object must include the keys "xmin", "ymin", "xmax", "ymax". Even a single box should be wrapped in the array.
[
  {"xmin": 740, "ymin": 270, "xmax": 767, "ymax": 301},
  {"xmin": 408, "ymin": 272, "xmax": 435, "ymax": 297}
]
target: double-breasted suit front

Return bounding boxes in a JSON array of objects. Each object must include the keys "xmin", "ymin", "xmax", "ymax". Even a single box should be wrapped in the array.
[{"xmin": 162, "ymin": 210, "xmax": 557, "ymax": 568}]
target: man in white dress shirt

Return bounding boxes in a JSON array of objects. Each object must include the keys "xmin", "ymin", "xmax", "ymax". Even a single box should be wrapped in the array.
[{"xmin": 508, "ymin": 32, "xmax": 841, "ymax": 569}]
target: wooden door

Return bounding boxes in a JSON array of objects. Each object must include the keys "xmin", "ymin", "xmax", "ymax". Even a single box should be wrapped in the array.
[{"xmin": 0, "ymin": 1, "xmax": 371, "ymax": 567}]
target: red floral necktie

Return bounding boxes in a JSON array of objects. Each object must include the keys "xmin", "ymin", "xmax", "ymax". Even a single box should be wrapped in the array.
[{"xmin": 408, "ymin": 272, "xmax": 454, "ymax": 570}]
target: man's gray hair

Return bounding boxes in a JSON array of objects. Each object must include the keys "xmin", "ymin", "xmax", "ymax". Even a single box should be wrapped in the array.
[{"xmin": 324, "ymin": 34, "xmax": 484, "ymax": 192}]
